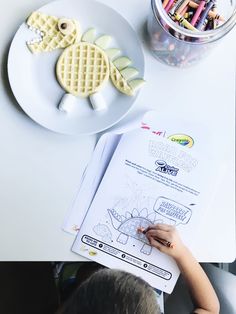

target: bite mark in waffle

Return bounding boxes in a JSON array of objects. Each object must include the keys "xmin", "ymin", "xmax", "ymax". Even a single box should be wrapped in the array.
[{"xmin": 26, "ymin": 11, "xmax": 80, "ymax": 53}]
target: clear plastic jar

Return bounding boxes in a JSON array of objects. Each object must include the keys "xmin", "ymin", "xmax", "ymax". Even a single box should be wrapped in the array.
[{"xmin": 147, "ymin": 0, "xmax": 236, "ymax": 67}]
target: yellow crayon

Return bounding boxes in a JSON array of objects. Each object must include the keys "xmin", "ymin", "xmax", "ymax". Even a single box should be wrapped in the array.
[
  {"xmin": 174, "ymin": 13, "xmax": 198, "ymax": 31},
  {"xmin": 184, "ymin": 12, "xmax": 193, "ymax": 19}
]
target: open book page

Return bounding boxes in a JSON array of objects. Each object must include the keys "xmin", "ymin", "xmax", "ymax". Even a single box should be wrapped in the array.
[{"xmin": 72, "ymin": 127, "xmax": 216, "ymax": 293}]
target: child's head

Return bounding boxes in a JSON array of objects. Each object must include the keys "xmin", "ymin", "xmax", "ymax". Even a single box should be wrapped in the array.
[{"xmin": 59, "ymin": 268, "xmax": 161, "ymax": 314}]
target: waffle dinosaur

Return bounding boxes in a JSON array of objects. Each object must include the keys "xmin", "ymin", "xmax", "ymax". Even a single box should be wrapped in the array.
[{"xmin": 26, "ymin": 11, "xmax": 145, "ymax": 111}]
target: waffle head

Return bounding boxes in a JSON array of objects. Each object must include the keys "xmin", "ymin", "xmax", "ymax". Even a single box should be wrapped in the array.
[{"xmin": 26, "ymin": 12, "xmax": 81, "ymax": 53}]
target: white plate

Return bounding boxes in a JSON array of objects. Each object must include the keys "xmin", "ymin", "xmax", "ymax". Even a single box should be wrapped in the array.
[{"xmin": 8, "ymin": 0, "xmax": 145, "ymax": 135}]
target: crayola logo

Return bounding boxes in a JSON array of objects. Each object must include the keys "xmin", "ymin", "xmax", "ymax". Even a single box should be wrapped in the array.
[{"xmin": 168, "ymin": 134, "xmax": 194, "ymax": 148}]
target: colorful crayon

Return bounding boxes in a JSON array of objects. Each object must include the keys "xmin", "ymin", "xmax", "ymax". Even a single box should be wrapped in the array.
[
  {"xmin": 212, "ymin": 2, "xmax": 218, "ymax": 29},
  {"xmin": 165, "ymin": 0, "xmax": 225, "ymax": 30},
  {"xmin": 162, "ymin": 0, "xmax": 170, "ymax": 8},
  {"xmin": 176, "ymin": 0, "xmax": 189, "ymax": 14},
  {"xmin": 147, "ymin": 0, "xmax": 230, "ymax": 68},
  {"xmin": 188, "ymin": 1, "xmax": 225, "ymax": 22},
  {"xmin": 184, "ymin": 12, "xmax": 194, "ymax": 19},
  {"xmin": 174, "ymin": 13, "xmax": 198, "ymax": 31},
  {"xmin": 165, "ymin": 0, "xmax": 176, "ymax": 13},
  {"xmin": 169, "ymin": 0, "xmax": 186, "ymax": 16},
  {"xmin": 181, "ymin": 4, "xmax": 189, "ymax": 16},
  {"xmin": 197, "ymin": 0, "xmax": 215, "ymax": 30},
  {"xmin": 190, "ymin": 0, "xmax": 206, "ymax": 26}
]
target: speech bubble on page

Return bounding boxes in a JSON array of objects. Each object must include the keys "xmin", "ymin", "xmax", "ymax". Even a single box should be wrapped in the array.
[{"xmin": 153, "ymin": 197, "xmax": 192, "ymax": 226}]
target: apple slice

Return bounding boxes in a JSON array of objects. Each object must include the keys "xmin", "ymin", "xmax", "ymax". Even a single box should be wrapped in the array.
[
  {"xmin": 128, "ymin": 79, "xmax": 146, "ymax": 93},
  {"xmin": 82, "ymin": 28, "xmax": 96, "ymax": 43},
  {"xmin": 113, "ymin": 57, "xmax": 132, "ymax": 70},
  {"xmin": 95, "ymin": 35, "xmax": 112, "ymax": 49},
  {"xmin": 120, "ymin": 67, "xmax": 139, "ymax": 80},
  {"xmin": 106, "ymin": 48, "xmax": 121, "ymax": 60}
]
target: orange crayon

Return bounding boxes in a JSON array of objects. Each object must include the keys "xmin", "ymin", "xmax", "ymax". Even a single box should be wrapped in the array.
[
  {"xmin": 176, "ymin": 0, "xmax": 189, "ymax": 14},
  {"xmin": 181, "ymin": 5, "xmax": 189, "ymax": 16},
  {"xmin": 162, "ymin": 0, "xmax": 170, "ymax": 8}
]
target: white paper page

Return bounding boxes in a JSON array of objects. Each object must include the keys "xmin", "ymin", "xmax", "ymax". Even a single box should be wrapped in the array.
[
  {"xmin": 63, "ymin": 111, "xmax": 210, "ymax": 234},
  {"xmin": 62, "ymin": 114, "xmax": 144, "ymax": 234},
  {"xmin": 72, "ymin": 129, "xmax": 217, "ymax": 293},
  {"xmin": 62, "ymin": 133, "xmax": 121, "ymax": 233},
  {"xmin": 141, "ymin": 111, "xmax": 210, "ymax": 154}
]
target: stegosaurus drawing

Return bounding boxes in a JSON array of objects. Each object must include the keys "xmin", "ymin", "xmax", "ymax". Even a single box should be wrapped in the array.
[{"xmin": 108, "ymin": 207, "xmax": 162, "ymax": 255}]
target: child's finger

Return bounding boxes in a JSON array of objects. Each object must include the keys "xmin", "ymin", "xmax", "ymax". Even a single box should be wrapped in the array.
[
  {"xmin": 144, "ymin": 225, "xmax": 156, "ymax": 233},
  {"xmin": 145, "ymin": 229, "xmax": 171, "ymax": 242},
  {"xmin": 148, "ymin": 236, "xmax": 164, "ymax": 250},
  {"xmin": 144, "ymin": 223, "xmax": 174, "ymax": 234},
  {"xmin": 155, "ymin": 223, "xmax": 174, "ymax": 232},
  {"xmin": 147, "ymin": 236, "xmax": 169, "ymax": 253}
]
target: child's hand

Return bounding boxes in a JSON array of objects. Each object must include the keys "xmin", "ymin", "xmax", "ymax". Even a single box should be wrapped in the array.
[
  {"xmin": 145, "ymin": 224, "xmax": 188, "ymax": 260},
  {"xmin": 145, "ymin": 224, "xmax": 220, "ymax": 313}
]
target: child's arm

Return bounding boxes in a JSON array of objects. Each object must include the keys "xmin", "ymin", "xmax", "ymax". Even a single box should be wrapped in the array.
[{"xmin": 145, "ymin": 224, "xmax": 220, "ymax": 314}]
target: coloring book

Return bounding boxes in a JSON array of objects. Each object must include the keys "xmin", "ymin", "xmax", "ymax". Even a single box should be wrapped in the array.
[
  {"xmin": 63, "ymin": 111, "xmax": 210, "ymax": 235},
  {"xmin": 72, "ymin": 125, "xmax": 216, "ymax": 293}
]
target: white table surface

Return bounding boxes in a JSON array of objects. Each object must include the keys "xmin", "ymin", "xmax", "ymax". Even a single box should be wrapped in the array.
[{"xmin": 0, "ymin": 0, "xmax": 235, "ymax": 262}]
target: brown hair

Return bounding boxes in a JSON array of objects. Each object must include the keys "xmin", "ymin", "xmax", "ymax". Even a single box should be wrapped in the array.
[{"xmin": 58, "ymin": 268, "xmax": 160, "ymax": 314}]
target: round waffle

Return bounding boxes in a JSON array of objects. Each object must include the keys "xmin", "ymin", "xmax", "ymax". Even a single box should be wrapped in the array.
[{"xmin": 56, "ymin": 42, "xmax": 109, "ymax": 97}]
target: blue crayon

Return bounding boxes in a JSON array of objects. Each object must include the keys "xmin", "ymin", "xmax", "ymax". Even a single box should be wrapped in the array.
[{"xmin": 197, "ymin": 0, "xmax": 215, "ymax": 30}]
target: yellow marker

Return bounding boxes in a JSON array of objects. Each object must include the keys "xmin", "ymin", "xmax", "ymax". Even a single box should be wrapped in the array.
[{"xmin": 174, "ymin": 13, "xmax": 198, "ymax": 31}]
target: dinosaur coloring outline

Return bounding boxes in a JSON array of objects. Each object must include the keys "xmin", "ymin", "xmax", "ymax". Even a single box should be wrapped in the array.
[
  {"xmin": 108, "ymin": 207, "xmax": 163, "ymax": 255},
  {"xmin": 93, "ymin": 223, "xmax": 113, "ymax": 243}
]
